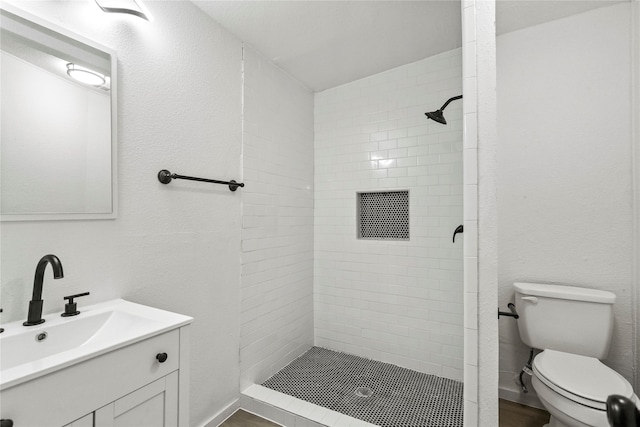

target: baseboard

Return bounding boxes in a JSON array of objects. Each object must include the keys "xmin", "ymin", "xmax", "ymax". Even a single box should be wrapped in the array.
[{"xmin": 200, "ymin": 398, "xmax": 241, "ymax": 427}]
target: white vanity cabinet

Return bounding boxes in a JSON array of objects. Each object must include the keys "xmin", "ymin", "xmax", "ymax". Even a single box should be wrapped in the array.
[
  {"xmin": 2, "ymin": 325, "xmax": 191, "ymax": 427},
  {"xmin": 65, "ymin": 371, "xmax": 179, "ymax": 427},
  {"xmin": 94, "ymin": 371, "xmax": 178, "ymax": 426}
]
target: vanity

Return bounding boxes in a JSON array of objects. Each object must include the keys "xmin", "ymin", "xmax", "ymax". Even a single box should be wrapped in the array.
[{"xmin": 0, "ymin": 300, "xmax": 193, "ymax": 427}]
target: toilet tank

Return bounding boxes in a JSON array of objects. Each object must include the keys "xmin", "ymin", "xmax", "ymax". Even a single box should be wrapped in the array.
[{"xmin": 513, "ymin": 282, "xmax": 616, "ymax": 359}]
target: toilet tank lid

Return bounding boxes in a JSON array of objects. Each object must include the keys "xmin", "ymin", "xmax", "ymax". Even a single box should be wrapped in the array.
[{"xmin": 513, "ymin": 282, "xmax": 616, "ymax": 304}]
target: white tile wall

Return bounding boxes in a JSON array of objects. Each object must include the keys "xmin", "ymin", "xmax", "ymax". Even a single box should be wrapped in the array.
[
  {"xmin": 240, "ymin": 46, "xmax": 315, "ymax": 389},
  {"xmin": 313, "ymin": 50, "xmax": 464, "ymax": 380},
  {"xmin": 462, "ymin": 0, "xmax": 480, "ymax": 424},
  {"xmin": 468, "ymin": 0, "xmax": 499, "ymax": 425}
]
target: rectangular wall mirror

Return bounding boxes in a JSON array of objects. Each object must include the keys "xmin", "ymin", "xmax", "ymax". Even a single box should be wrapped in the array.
[{"xmin": 0, "ymin": 5, "xmax": 117, "ymax": 221}]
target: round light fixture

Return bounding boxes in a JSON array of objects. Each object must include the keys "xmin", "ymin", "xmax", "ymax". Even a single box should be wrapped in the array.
[{"xmin": 66, "ymin": 63, "xmax": 106, "ymax": 87}]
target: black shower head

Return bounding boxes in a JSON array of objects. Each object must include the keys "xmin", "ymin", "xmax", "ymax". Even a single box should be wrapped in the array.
[
  {"xmin": 425, "ymin": 110, "xmax": 447, "ymax": 125},
  {"xmin": 425, "ymin": 95, "xmax": 463, "ymax": 125}
]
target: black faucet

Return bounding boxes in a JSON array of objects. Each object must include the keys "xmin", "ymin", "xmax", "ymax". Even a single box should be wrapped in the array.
[{"xmin": 23, "ymin": 254, "xmax": 64, "ymax": 326}]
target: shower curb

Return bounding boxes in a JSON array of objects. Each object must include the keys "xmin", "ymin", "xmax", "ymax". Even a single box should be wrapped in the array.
[{"xmin": 241, "ymin": 384, "xmax": 378, "ymax": 427}]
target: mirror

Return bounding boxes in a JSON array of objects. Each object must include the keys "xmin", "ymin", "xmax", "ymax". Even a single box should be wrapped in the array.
[{"xmin": 0, "ymin": 5, "xmax": 117, "ymax": 221}]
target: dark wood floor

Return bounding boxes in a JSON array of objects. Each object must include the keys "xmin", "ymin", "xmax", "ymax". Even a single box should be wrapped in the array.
[
  {"xmin": 220, "ymin": 410, "xmax": 281, "ymax": 427},
  {"xmin": 220, "ymin": 399, "xmax": 550, "ymax": 426},
  {"xmin": 499, "ymin": 399, "xmax": 550, "ymax": 427}
]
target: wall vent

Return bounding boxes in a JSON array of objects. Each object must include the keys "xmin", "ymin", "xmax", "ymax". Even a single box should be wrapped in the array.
[{"xmin": 357, "ymin": 190, "xmax": 409, "ymax": 240}]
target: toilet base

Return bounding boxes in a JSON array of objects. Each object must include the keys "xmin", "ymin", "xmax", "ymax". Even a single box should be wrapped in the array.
[
  {"xmin": 543, "ymin": 415, "xmax": 577, "ymax": 427},
  {"xmin": 533, "ymin": 375, "xmax": 609, "ymax": 427},
  {"xmin": 542, "ymin": 414, "xmax": 592, "ymax": 427}
]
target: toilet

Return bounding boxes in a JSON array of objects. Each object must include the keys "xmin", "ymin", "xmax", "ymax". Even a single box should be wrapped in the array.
[{"xmin": 513, "ymin": 282, "xmax": 638, "ymax": 427}]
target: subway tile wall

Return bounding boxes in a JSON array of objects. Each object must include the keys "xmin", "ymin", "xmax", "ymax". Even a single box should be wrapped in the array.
[
  {"xmin": 313, "ymin": 49, "xmax": 464, "ymax": 381},
  {"xmin": 462, "ymin": 0, "xmax": 480, "ymax": 422},
  {"xmin": 240, "ymin": 46, "xmax": 315, "ymax": 390}
]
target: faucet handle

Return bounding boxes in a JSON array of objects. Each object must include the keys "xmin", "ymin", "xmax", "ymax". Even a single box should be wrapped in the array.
[{"xmin": 61, "ymin": 292, "xmax": 90, "ymax": 317}]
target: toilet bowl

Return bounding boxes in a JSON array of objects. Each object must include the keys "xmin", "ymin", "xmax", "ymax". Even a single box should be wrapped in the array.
[{"xmin": 531, "ymin": 350, "xmax": 637, "ymax": 427}]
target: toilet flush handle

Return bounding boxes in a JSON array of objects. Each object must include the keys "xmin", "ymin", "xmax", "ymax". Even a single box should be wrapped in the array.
[{"xmin": 521, "ymin": 296, "xmax": 538, "ymax": 304}]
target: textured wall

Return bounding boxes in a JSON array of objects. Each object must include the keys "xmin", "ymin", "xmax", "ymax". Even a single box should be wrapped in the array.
[
  {"xmin": 314, "ymin": 50, "xmax": 464, "ymax": 380},
  {"xmin": 0, "ymin": 2, "xmax": 243, "ymax": 425},
  {"xmin": 497, "ymin": 3, "xmax": 635, "ymax": 403},
  {"xmin": 240, "ymin": 46, "xmax": 315, "ymax": 390}
]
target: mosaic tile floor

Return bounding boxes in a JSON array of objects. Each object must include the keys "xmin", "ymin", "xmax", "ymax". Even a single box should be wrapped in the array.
[{"xmin": 262, "ymin": 347, "xmax": 463, "ymax": 427}]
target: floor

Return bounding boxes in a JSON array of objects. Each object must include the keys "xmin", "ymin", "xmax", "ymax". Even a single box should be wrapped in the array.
[
  {"xmin": 261, "ymin": 346, "xmax": 463, "ymax": 427},
  {"xmin": 219, "ymin": 410, "xmax": 280, "ymax": 427},
  {"xmin": 498, "ymin": 399, "xmax": 550, "ymax": 427},
  {"xmin": 219, "ymin": 399, "xmax": 550, "ymax": 427}
]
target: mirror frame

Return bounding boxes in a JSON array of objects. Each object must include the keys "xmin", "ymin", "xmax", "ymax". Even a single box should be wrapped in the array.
[{"xmin": 0, "ymin": 3, "xmax": 118, "ymax": 222}]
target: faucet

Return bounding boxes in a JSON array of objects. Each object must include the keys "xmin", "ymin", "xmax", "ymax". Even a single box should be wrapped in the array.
[{"xmin": 23, "ymin": 254, "xmax": 64, "ymax": 326}]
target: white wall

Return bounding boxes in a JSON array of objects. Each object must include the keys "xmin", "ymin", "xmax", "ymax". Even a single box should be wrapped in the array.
[
  {"xmin": 497, "ymin": 3, "xmax": 636, "ymax": 402},
  {"xmin": 461, "ymin": 0, "xmax": 499, "ymax": 424},
  {"xmin": 0, "ymin": 2, "xmax": 243, "ymax": 425},
  {"xmin": 633, "ymin": 0, "xmax": 640, "ymax": 394},
  {"xmin": 240, "ymin": 46, "xmax": 315, "ymax": 390},
  {"xmin": 313, "ymin": 50, "xmax": 464, "ymax": 380}
]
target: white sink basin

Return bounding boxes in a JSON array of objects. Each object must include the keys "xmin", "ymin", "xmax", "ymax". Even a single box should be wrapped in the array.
[{"xmin": 0, "ymin": 299, "xmax": 192, "ymax": 389}]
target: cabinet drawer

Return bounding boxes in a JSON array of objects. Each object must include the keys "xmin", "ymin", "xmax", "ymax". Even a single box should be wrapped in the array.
[{"xmin": 0, "ymin": 329, "xmax": 180, "ymax": 427}]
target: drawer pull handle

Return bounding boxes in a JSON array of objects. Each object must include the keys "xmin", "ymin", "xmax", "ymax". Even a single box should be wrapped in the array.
[{"xmin": 156, "ymin": 352, "xmax": 168, "ymax": 363}]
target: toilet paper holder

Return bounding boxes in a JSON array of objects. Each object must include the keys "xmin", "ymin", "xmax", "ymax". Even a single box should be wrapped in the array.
[{"xmin": 498, "ymin": 303, "xmax": 519, "ymax": 319}]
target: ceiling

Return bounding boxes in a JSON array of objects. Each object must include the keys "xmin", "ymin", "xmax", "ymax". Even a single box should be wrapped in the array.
[{"xmin": 192, "ymin": 0, "xmax": 625, "ymax": 92}]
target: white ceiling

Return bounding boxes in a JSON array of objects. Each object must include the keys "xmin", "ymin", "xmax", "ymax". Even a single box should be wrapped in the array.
[{"xmin": 192, "ymin": 0, "xmax": 625, "ymax": 92}]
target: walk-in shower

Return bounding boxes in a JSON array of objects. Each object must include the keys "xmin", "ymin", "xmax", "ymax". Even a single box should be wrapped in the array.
[{"xmin": 241, "ymin": 45, "xmax": 464, "ymax": 427}]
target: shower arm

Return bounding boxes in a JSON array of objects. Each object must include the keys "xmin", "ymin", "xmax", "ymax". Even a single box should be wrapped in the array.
[{"xmin": 439, "ymin": 95, "xmax": 463, "ymax": 111}]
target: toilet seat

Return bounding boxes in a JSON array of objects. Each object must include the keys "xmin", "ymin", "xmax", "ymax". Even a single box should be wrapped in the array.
[{"xmin": 533, "ymin": 350, "xmax": 634, "ymax": 410}]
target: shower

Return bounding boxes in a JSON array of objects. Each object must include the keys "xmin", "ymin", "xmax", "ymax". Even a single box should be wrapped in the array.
[
  {"xmin": 242, "ymin": 48, "xmax": 465, "ymax": 427},
  {"xmin": 425, "ymin": 94, "xmax": 463, "ymax": 125}
]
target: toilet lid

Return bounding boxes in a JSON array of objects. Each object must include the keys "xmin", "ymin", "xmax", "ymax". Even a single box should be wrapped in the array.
[{"xmin": 533, "ymin": 350, "xmax": 634, "ymax": 410}]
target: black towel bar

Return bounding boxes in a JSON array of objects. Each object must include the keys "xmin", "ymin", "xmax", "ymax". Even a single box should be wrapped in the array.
[{"xmin": 158, "ymin": 169, "xmax": 244, "ymax": 192}]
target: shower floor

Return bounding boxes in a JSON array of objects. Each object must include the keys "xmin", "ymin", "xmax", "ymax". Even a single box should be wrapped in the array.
[{"xmin": 261, "ymin": 347, "xmax": 463, "ymax": 427}]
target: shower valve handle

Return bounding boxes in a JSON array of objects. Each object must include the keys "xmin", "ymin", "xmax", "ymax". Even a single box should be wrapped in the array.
[{"xmin": 452, "ymin": 225, "xmax": 464, "ymax": 243}]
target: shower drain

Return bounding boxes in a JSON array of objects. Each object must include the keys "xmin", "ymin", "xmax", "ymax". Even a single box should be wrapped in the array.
[{"xmin": 354, "ymin": 386, "xmax": 373, "ymax": 398}]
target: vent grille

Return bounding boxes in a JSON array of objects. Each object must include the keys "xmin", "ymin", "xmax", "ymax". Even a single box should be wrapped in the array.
[{"xmin": 357, "ymin": 190, "xmax": 409, "ymax": 240}]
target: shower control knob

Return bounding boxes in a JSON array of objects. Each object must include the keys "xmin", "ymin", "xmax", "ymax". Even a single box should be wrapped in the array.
[
  {"xmin": 156, "ymin": 352, "xmax": 168, "ymax": 363},
  {"xmin": 0, "ymin": 419, "xmax": 14, "ymax": 427}
]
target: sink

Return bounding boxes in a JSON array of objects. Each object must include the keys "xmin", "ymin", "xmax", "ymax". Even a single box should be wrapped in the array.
[{"xmin": 0, "ymin": 299, "xmax": 192, "ymax": 389}]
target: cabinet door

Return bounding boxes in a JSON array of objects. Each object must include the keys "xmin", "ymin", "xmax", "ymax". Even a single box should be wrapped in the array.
[{"xmin": 94, "ymin": 371, "xmax": 178, "ymax": 427}]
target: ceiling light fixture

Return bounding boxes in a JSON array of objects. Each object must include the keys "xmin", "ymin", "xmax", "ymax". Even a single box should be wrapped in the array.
[
  {"xmin": 66, "ymin": 63, "xmax": 106, "ymax": 87},
  {"xmin": 94, "ymin": 0, "xmax": 152, "ymax": 21}
]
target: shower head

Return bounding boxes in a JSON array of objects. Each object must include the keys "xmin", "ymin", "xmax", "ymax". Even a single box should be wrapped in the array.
[
  {"xmin": 425, "ymin": 110, "xmax": 447, "ymax": 125},
  {"xmin": 425, "ymin": 95, "xmax": 463, "ymax": 125}
]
